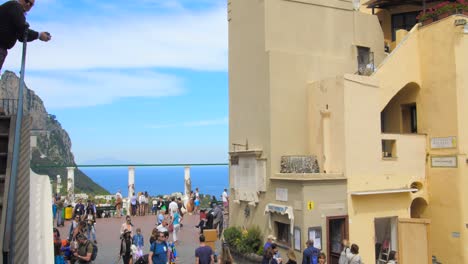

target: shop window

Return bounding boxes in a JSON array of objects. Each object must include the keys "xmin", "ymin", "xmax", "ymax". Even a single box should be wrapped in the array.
[
  {"xmin": 275, "ymin": 222, "xmax": 290, "ymax": 245},
  {"xmin": 382, "ymin": 140, "xmax": 396, "ymax": 159}
]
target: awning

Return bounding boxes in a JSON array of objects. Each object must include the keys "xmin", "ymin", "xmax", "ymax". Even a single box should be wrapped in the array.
[
  {"xmin": 350, "ymin": 188, "xmax": 418, "ymax": 196},
  {"xmin": 264, "ymin": 204, "xmax": 295, "ymax": 235},
  {"xmin": 364, "ymin": 0, "xmax": 438, "ymax": 9}
]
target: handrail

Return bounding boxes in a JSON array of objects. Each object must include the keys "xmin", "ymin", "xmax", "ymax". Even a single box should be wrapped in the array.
[{"xmin": 31, "ymin": 163, "xmax": 229, "ymax": 169}]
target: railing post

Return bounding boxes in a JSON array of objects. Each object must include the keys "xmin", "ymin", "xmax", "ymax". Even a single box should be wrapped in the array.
[
  {"xmin": 128, "ymin": 166, "xmax": 135, "ymax": 216},
  {"xmin": 67, "ymin": 167, "xmax": 75, "ymax": 204}
]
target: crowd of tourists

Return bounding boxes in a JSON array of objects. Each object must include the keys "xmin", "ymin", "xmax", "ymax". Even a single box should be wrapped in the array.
[
  {"xmin": 52, "ymin": 186, "xmax": 230, "ymax": 264},
  {"xmin": 52, "ymin": 197, "xmax": 98, "ymax": 264},
  {"xmin": 261, "ymin": 237, "xmax": 374, "ymax": 264},
  {"xmin": 117, "ymin": 186, "xmax": 230, "ymax": 264}
]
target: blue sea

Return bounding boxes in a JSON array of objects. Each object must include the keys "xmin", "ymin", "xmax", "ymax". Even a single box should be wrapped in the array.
[{"xmin": 82, "ymin": 165, "xmax": 229, "ymax": 197}]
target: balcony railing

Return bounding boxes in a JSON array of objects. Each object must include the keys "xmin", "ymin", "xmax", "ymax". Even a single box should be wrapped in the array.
[{"xmin": 0, "ymin": 99, "xmax": 19, "ymax": 116}]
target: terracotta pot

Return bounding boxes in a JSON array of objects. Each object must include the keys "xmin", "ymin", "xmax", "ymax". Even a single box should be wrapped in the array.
[
  {"xmin": 422, "ymin": 17, "xmax": 434, "ymax": 26},
  {"xmin": 438, "ymin": 12, "xmax": 450, "ymax": 20}
]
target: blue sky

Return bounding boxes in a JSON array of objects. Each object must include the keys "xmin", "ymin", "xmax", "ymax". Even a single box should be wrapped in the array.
[{"xmin": 3, "ymin": 0, "xmax": 228, "ymax": 163}]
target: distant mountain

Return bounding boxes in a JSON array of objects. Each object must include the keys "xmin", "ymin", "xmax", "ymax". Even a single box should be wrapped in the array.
[{"xmin": 0, "ymin": 71, "xmax": 109, "ymax": 195}]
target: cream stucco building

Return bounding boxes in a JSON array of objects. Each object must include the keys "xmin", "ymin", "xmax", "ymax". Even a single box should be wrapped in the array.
[{"xmin": 228, "ymin": 0, "xmax": 467, "ymax": 263}]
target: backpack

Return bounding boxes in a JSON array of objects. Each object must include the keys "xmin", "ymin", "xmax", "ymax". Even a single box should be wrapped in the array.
[
  {"xmin": 306, "ymin": 247, "xmax": 319, "ymax": 264},
  {"xmin": 87, "ymin": 241, "xmax": 98, "ymax": 261}
]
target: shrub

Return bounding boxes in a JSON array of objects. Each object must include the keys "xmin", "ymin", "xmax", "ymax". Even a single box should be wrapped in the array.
[
  {"xmin": 224, "ymin": 226, "xmax": 264, "ymax": 256},
  {"xmin": 224, "ymin": 226, "xmax": 242, "ymax": 248}
]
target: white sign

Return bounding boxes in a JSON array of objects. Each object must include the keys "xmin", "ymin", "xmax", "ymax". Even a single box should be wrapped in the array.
[
  {"xmin": 431, "ymin": 137, "xmax": 456, "ymax": 149},
  {"xmin": 431, "ymin": 156, "xmax": 457, "ymax": 168},
  {"xmin": 276, "ymin": 188, "xmax": 288, "ymax": 202}
]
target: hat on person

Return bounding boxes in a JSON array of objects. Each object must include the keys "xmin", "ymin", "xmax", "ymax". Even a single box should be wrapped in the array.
[{"xmin": 267, "ymin": 235, "xmax": 276, "ymax": 241}]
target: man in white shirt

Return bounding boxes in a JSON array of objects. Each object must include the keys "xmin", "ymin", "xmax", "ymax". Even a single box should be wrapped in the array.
[
  {"xmin": 130, "ymin": 193, "xmax": 137, "ymax": 216},
  {"xmin": 169, "ymin": 197, "xmax": 178, "ymax": 216},
  {"xmin": 139, "ymin": 193, "xmax": 146, "ymax": 216},
  {"xmin": 222, "ymin": 188, "xmax": 229, "ymax": 209},
  {"xmin": 157, "ymin": 221, "xmax": 169, "ymax": 233}
]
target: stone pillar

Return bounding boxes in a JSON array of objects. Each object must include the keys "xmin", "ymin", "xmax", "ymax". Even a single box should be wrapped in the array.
[
  {"xmin": 321, "ymin": 110, "xmax": 331, "ymax": 173},
  {"xmin": 67, "ymin": 167, "xmax": 75, "ymax": 204},
  {"xmin": 183, "ymin": 166, "xmax": 191, "ymax": 206},
  {"xmin": 56, "ymin": 175, "xmax": 61, "ymax": 195},
  {"xmin": 128, "ymin": 166, "xmax": 135, "ymax": 216}
]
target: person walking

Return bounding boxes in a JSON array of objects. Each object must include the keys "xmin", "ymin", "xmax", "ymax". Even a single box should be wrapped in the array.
[
  {"xmin": 195, "ymin": 234, "xmax": 214, "ymax": 264},
  {"xmin": 0, "ymin": 0, "xmax": 51, "ymax": 72},
  {"xmin": 169, "ymin": 197, "xmax": 178, "ymax": 217},
  {"xmin": 132, "ymin": 228, "xmax": 144, "ymax": 260},
  {"xmin": 302, "ymin": 240, "xmax": 320, "ymax": 264},
  {"xmin": 338, "ymin": 239, "xmax": 350, "ymax": 264},
  {"xmin": 72, "ymin": 234, "xmax": 93, "ymax": 264},
  {"xmin": 120, "ymin": 229, "xmax": 133, "ymax": 264},
  {"xmin": 346, "ymin": 244, "xmax": 362, "ymax": 264},
  {"xmin": 149, "ymin": 231, "xmax": 169, "ymax": 264},
  {"xmin": 222, "ymin": 188, "xmax": 229, "ymax": 210},
  {"xmin": 194, "ymin": 188, "xmax": 201, "ymax": 215},
  {"xmin": 120, "ymin": 215, "xmax": 133, "ymax": 236},
  {"xmin": 318, "ymin": 253, "xmax": 327, "ymax": 264},
  {"xmin": 286, "ymin": 249, "xmax": 297, "ymax": 264},
  {"xmin": 56, "ymin": 195, "xmax": 65, "ymax": 227},
  {"xmin": 84, "ymin": 200, "xmax": 97, "ymax": 243},
  {"xmin": 171, "ymin": 208, "xmax": 181, "ymax": 245},
  {"xmin": 139, "ymin": 192, "xmax": 146, "ymax": 216},
  {"xmin": 115, "ymin": 189, "xmax": 123, "ymax": 218},
  {"xmin": 73, "ymin": 199, "xmax": 85, "ymax": 220},
  {"xmin": 218, "ymin": 242, "xmax": 234, "ymax": 264}
]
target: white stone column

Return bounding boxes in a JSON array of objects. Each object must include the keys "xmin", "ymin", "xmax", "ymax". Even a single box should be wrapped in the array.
[
  {"xmin": 67, "ymin": 167, "xmax": 75, "ymax": 204},
  {"xmin": 128, "ymin": 166, "xmax": 135, "ymax": 216},
  {"xmin": 183, "ymin": 166, "xmax": 191, "ymax": 206},
  {"xmin": 56, "ymin": 175, "xmax": 61, "ymax": 195}
]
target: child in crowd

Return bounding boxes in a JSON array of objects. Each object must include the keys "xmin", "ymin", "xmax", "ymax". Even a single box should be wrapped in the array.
[
  {"xmin": 60, "ymin": 240, "xmax": 72, "ymax": 264},
  {"xmin": 132, "ymin": 227, "xmax": 144, "ymax": 259}
]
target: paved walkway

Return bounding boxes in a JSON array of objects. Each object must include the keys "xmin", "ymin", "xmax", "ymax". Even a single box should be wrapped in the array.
[{"xmin": 57, "ymin": 213, "xmax": 218, "ymax": 264}]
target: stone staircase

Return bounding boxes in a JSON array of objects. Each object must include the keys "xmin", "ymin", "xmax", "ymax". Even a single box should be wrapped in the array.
[{"xmin": 0, "ymin": 116, "xmax": 12, "ymax": 227}]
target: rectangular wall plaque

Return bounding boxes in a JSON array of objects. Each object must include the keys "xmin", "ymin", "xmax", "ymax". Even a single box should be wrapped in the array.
[
  {"xmin": 431, "ymin": 156, "xmax": 457, "ymax": 168},
  {"xmin": 431, "ymin": 137, "xmax": 456, "ymax": 149},
  {"xmin": 276, "ymin": 188, "xmax": 288, "ymax": 202}
]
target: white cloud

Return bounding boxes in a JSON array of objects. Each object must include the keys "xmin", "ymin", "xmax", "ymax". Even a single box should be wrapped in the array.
[
  {"xmin": 3, "ymin": 6, "xmax": 227, "ymax": 71},
  {"xmin": 147, "ymin": 117, "xmax": 228, "ymax": 129},
  {"xmin": 26, "ymin": 70, "xmax": 184, "ymax": 108}
]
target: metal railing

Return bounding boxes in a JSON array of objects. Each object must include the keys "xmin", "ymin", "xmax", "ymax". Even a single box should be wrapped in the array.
[{"xmin": 0, "ymin": 99, "xmax": 19, "ymax": 116}]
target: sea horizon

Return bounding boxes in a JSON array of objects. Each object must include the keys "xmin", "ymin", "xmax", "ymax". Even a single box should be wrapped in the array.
[{"xmin": 82, "ymin": 165, "xmax": 229, "ymax": 197}]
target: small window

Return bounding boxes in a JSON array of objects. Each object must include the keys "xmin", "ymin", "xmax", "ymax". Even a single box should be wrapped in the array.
[
  {"xmin": 382, "ymin": 140, "xmax": 396, "ymax": 159},
  {"xmin": 357, "ymin": 46, "xmax": 374, "ymax": 76},
  {"xmin": 276, "ymin": 222, "xmax": 290, "ymax": 245}
]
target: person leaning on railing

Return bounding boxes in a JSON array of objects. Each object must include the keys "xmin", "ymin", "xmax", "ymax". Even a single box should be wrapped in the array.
[{"xmin": 0, "ymin": 0, "xmax": 51, "ymax": 71}]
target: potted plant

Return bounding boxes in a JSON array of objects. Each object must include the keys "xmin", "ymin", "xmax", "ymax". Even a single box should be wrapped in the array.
[
  {"xmin": 417, "ymin": 8, "xmax": 436, "ymax": 26},
  {"xmin": 455, "ymin": 0, "xmax": 468, "ymax": 15}
]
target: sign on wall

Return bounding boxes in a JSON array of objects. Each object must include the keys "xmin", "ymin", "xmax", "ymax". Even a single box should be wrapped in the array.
[
  {"xmin": 431, "ymin": 156, "xmax": 457, "ymax": 168},
  {"xmin": 308, "ymin": 227, "xmax": 322, "ymax": 250},
  {"xmin": 276, "ymin": 188, "xmax": 288, "ymax": 202},
  {"xmin": 431, "ymin": 137, "xmax": 456, "ymax": 149},
  {"xmin": 294, "ymin": 227, "xmax": 301, "ymax": 251},
  {"xmin": 307, "ymin": 201, "xmax": 315, "ymax": 211}
]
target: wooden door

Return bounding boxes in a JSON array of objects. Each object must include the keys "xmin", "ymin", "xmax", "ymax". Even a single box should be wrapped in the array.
[
  {"xmin": 327, "ymin": 216, "xmax": 349, "ymax": 264},
  {"xmin": 398, "ymin": 218, "xmax": 430, "ymax": 264}
]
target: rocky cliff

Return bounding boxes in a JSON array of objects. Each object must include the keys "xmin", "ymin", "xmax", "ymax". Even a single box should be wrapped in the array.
[{"xmin": 0, "ymin": 71, "xmax": 109, "ymax": 195}]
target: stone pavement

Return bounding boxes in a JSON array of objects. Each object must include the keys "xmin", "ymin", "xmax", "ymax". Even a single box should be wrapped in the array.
[{"xmin": 57, "ymin": 213, "xmax": 221, "ymax": 264}]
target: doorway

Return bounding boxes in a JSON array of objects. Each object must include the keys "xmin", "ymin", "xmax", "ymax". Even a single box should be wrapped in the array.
[
  {"xmin": 401, "ymin": 103, "xmax": 417, "ymax": 133},
  {"xmin": 327, "ymin": 216, "xmax": 348, "ymax": 264}
]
